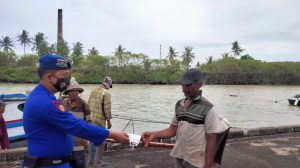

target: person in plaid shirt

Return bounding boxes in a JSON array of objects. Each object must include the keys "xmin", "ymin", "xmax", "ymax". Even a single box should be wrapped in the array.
[{"xmin": 88, "ymin": 77, "xmax": 112, "ymax": 167}]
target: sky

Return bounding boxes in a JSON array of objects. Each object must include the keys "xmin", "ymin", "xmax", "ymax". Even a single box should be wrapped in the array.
[{"xmin": 1, "ymin": 0, "xmax": 300, "ymax": 64}]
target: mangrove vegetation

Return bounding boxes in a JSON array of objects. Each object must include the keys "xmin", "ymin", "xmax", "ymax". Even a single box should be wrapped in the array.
[{"xmin": 0, "ymin": 31, "xmax": 300, "ymax": 85}]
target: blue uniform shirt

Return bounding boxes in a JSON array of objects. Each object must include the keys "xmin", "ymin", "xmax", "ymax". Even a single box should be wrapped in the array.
[{"xmin": 23, "ymin": 83, "xmax": 109, "ymax": 159}]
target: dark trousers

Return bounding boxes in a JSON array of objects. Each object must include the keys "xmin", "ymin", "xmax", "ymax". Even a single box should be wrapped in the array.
[
  {"xmin": 215, "ymin": 128, "xmax": 230, "ymax": 165},
  {"xmin": 69, "ymin": 150, "xmax": 86, "ymax": 168}
]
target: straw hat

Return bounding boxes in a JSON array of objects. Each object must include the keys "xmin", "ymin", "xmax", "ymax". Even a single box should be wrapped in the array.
[{"xmin": 63, "ymin": 82, "xmax": 84, "ymax": 95}]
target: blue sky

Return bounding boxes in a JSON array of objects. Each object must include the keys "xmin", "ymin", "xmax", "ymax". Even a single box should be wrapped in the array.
[{"xmin": 0, "ymin": 0, "xmax": 299, "ymax": 64}]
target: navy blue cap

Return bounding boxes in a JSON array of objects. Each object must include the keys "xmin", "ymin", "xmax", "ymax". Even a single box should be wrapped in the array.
[
  {"xmin": 179, "ymin": 68, "xmax": 203, "ymax": 85},
  {"xmin": 39, "ymin": 54, "xmax": 71, "ymax": 70}
]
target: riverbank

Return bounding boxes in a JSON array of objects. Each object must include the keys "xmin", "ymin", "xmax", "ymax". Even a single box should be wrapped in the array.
[
  {"xmin": 1, "ymin": 57, "xmax": 300, "ymax": 85},
  {"xmin": 1, "ymin": 125, "xmax": 300, "ymax": 167}
]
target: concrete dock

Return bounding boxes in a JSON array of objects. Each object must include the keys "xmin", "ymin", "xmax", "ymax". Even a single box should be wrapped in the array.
[
  {"xmin": 101, "ymin": 132, "xmax": 300, "ymax": 168},
  {"xmin": 1, "ymin": 125, "xmax": 300, "ymax": 168}
]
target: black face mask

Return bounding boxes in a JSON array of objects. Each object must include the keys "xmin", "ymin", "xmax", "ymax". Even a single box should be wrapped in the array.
[{"xmin": 52, "ymin": 76, "xmax": 71, "ymax": 92}]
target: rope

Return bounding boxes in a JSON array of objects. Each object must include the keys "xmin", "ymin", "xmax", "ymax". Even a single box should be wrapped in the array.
[
  {"xmin": 112, "ymin": 114, "xmax": 170, "ymax": 124},
  {"xmin": 121, "ymin": 119, "xmax": 133, "ymax": 132},
  {"xmin": 273, "ymin": 99, "xmax": 287, "ymax": 103},
  {"xmin": 114, "ymin": 114, "xmax": 169, "ymax": 133}
]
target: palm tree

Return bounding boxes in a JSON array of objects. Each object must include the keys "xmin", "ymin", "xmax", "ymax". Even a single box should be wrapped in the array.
[
  {"xmin": 231, "ymin": 41, "xmax": 245, "ymax": 56},
  {"xmin": 32, "ymin": 32, "xmax": 48, "ymax": 56},
  {"xmin": 17, "ymin": 30, "xmax": 32, "ymax": 55},
  {"xmin": 0, "ymin": 36, "xmax": 15, "ymax": 52},
  {"xmin": 206, "ymin": 56, "xmax": 213, "ymax": 64},
  {"xmin": 181, "ymin": 46, "xmax": 195, "ymax": 69},
  {"xmin": 114, "ymin": 45, "xmax": 126, "ymax": 67},
  {"xmin": 166, "ymin": 46, "xmax": 178, "ymax": 65},
  {"xmin": 56, "ymin": 40, "xmax": 70, "ymax": 58},
  {"xmin": 221, "ymin": 52, "xmax": 230, "ymax": 58},
  {"xmin": 88, "ymin": 47, "xmax": 99, "ymax": 55},
  {"xmin": 71, "ymin": 42, "xmax": 84, "ymax": 66},
  {"xmin": 48, "ymin": 44, "xmax": 56, "ymax": 53}
]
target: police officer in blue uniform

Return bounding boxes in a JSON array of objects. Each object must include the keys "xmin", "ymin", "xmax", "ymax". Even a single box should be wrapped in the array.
[{"xmin": 22, "ymin": 54, "xmax": 128, "ymax": 168}]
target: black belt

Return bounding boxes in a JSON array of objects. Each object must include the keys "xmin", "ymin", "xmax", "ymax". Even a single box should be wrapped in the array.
[
  {"xmin": 38, "ymin": 156, "xmax": 70, "ymax": 166},
  {"xmin": 23, "ymin": 155, "xmax": 70, "ymax": 168}
]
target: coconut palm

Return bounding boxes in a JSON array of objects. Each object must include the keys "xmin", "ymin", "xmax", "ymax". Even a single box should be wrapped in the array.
[
  {"xmin": 114, "ymin": 45, "xmax": 126, "ymax": 67},
  {"xmin": 17, "ymin": 30, "xmax": 32, "ymax": 55},
  {"xmin": 221, "ymin": 52, "xmax": 230, "ymax": 58},
  {"xmin": 166, "ymin": 46, "xmax": 178, "ymax": 65},
  {"xmin": 71, "ymin": 42, "xmax": 84, "ymax": 66},
  {"xmin": 181, "ymin": 46, "xmax": 195, "ymax": 69},
  {"xmin": 0, "ymin": 36, "xmax": 15, "ymax": 52},
  {"xmin": 206, "ymin": 56, "xmax": 213, "ymax": 64},
  {"xmin": 231, "ymin": 41, "xmax": 245, "ymax": 56},
  {"xmin": 56, "ymin": 40, "xmax": 70, "ymax": 58},
  {"xmin": 32, "ymin": 32, "xmax": 49, "ymax": 56},
  {"xmin": 88, "ymin": 47, "xmax": 99, "ymax": 55}
]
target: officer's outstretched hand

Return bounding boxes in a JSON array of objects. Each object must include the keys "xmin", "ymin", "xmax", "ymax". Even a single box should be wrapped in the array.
[
  {"xmin": 108, "ymin": 131, "xmax": 129, "ymax": 143},
  {"xmin": 141, "ymin": 132, "xmax": 155, "ymax": 147}
]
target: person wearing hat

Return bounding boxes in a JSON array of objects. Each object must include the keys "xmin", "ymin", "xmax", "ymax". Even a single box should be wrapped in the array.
[
  {"xmin": 142, "ymin": 68, "xmax": 228, "ymax": 168},
  {"xmin": 87, "ymin": 77, "xmax": 113, "ymax": 167},
  {"xmin": 63, "ymin": 82, "xmax": 91, "ymax": 123},
  {"xmin": 22, "ymin": 54, "xmax": 128, "ymax": 168},
  {"xmin": 62, "ymin": 82, "xmax": 91, "ymax": 168},
  {"xmin": 0, "ymin": 100, "xmax": 9, "ymax": 150}
]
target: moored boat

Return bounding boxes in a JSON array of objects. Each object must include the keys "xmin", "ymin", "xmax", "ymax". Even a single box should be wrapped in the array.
[
  {"xmin": 288, "ymin": 94, "xmax": 300, "ymax": 106},
  {"xmin": 1, "ymin": 93, "xmax": 26, "ymax": 141}
]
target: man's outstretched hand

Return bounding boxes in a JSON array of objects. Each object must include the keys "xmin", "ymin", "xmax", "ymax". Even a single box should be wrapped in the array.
[{"xmin": 141, "ymin": 132, "xmax": 155, "ymax": 147}]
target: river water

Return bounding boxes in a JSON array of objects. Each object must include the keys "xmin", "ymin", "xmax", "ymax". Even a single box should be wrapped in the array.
[{"xmin": 1, "ymin": 83, "xmax": 300, "ymax": 134}]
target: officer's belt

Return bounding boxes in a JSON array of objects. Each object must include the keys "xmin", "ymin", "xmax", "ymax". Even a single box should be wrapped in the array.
[
  {"xmin": 38, "ymin": 156, "xmax": 69, "ymax": 166},
  {"xmin": 23, "ymin": 155, "xmax": 70, "ymax": 167}
]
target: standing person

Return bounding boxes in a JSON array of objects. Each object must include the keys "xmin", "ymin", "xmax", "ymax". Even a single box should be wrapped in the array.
[
  {"xmin": 63, "ymin": 81, "xmax": 92, "ymax": 123},
  {"xmin": 0, "ymin": 100, "xmax": 9, "ymax": 150},
  {"xmin": 22, "ymin": 54, "xmax": 128, "ymax": 168},
  {"xmin": 88, "ymin": 77, "xmax": 113, "ymax": 167},
  {"xmin": 142, "ymin": 68, "xmax": 226, "ymax": 168},
  {"xmin": 62, "ymin": 82, "xmax": 92, "ymax": 168}
]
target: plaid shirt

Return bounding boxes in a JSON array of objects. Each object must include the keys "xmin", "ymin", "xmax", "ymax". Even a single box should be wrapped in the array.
[{"xmin": 88, "ymin": 85, "xmax": 111, "ymax": 127}]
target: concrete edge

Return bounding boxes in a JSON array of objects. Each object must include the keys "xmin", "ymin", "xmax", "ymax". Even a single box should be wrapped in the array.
[
  {"xmin": 1, "ymin": 125, "xmax": 300, "ymax": 162},
  {"xmin": 0, "ymin": 147, "xmax": 26, "ymax": 162},
  {"xmin": 228, "ymin": 124, "xmax": 300, "ymax": 139}
]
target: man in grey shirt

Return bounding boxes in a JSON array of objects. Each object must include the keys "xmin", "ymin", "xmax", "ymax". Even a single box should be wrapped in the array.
[{"xmin": 142, "ymin": 69, "xmax": 226, "ymax": 168}]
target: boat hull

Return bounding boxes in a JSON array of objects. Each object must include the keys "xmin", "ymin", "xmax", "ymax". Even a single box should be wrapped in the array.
[
  {"xmin": 2, "ymin": 99, "xmax": 26, "ymax": 141},
  {"xmin": 288, "ymin": 98, "xmax": 300, "ymax": 106}
]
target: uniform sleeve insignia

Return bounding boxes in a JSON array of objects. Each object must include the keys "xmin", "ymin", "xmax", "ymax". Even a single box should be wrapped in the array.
[{"xmin": 52, "ymin": 100, "xmax": 66, "ymax": 112}]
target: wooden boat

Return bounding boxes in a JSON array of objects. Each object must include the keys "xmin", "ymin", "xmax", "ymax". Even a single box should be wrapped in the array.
[
  {"xmin": 288, "ymin": 94, "xmax": 300, "ymax": 106},
  {"xmin": 1, "ymin": 93, "xmax": 26, "ymax": 141}
]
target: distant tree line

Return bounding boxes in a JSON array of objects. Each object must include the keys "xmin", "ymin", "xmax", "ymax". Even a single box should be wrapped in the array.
[{"xmin": 0, "ymin": 30, "xmax": 299, "ymax": 84}]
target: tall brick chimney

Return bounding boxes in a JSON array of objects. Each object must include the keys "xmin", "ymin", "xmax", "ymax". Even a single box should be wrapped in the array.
[{"xmin": 57, "ymin": 9, "xmax": 63, "ymax": 52}]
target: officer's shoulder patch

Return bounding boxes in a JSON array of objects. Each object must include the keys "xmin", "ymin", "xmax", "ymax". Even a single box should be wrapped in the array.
[{"xmin": 52, "ymin": 100, "xmax": 65, "ymax": 112}]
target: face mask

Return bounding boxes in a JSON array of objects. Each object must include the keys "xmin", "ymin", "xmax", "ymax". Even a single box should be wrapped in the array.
[{"xmin": 52, "ymin": 76, "xmax": 71, "ymax": 92}]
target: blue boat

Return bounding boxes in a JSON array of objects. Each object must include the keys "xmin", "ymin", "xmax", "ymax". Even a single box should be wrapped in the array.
[{"xmin": 1, "ymin": 93, "xmax": 27, "ymax": 141}]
